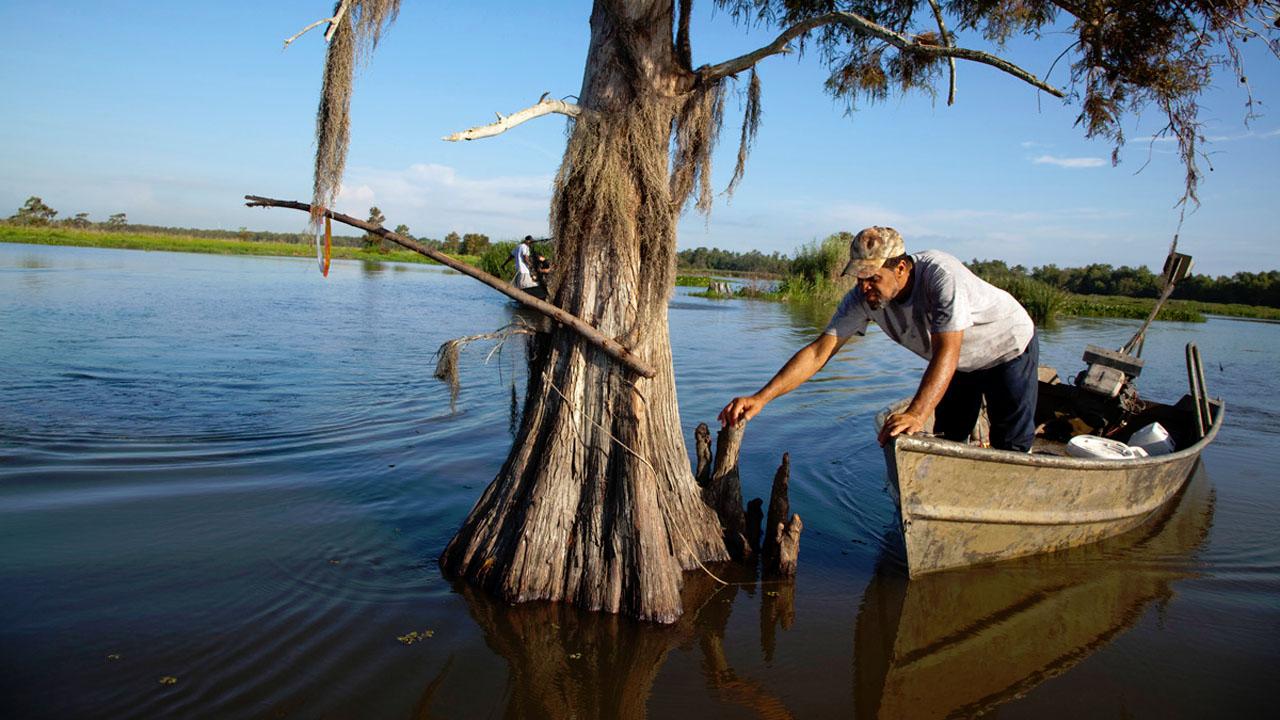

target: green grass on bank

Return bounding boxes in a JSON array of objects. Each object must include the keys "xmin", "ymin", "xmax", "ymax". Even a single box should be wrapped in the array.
[
  {"xmin": 0, "ymin": 225, "xmax": 483, "ymax": 268},
  {"xmin": 675, "ymin": 275, "xmax": 714, "ymax": 287}
]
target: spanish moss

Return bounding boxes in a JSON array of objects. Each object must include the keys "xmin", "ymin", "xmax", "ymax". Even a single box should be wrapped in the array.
[
  {"xmin": 311, "ymin": 0, "xmax": 402, "ymax": 227},
  {"xmin": 727, "ymin": 68, "xmax": 763, "ymax": 197},
  {"xmin": 669, "ymin": 79, "xmax": 727, "ymax": 215}
]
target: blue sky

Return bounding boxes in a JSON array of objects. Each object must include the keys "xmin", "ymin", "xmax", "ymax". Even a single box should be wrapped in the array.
[{"xmin": 1, "ymin": 1, "xmax": 1276, "ymax": 276}]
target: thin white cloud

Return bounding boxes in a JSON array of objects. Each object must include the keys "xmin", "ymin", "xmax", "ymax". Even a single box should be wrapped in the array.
[
  {"xmin": 334, "ymin": 163, "xmax": 554, "ymax": 239},
  {"xmin": 1206, "ymin": 127, "xmax": 1280, "ymax": 142},
  {"xmin": 1130, "ymin": 127, "xmax": 1280, "ymax": 144},
  {"xmin": 820, "ymin": 202, "xmax": 915, "ymax": 233},
  {"xmin": 1020, "ymin": 140, "xmax": 1051, "ymax": 149},
  {"xmin": 1032, "ymin": 154, "xmax": 1106, "ymax": 169}
]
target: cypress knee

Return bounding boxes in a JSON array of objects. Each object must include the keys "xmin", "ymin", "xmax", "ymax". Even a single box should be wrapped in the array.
[
  {"xmin": 694, "ymin": 422, "xmax": 713, "ymax": 487},
  {"xmin": 703, "ymin": 423, "xmax": 749, "ymax": 560},
  {"xmin": 763, "ymin": 453, "xmax": 802, "ymax": 575}
]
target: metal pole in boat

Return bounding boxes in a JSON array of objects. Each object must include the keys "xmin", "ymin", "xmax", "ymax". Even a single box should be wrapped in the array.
[
  {"xmin": 1186, "ymin": 343, "xmax": 1206, "ymax": 437},
  {"xmin": 1192, "ymin": 344, "xmax": 1212, "ymax": 433},
  {"xmin": 1124, "ymin": 252, "xmax": 1193, "ymax": 357}
]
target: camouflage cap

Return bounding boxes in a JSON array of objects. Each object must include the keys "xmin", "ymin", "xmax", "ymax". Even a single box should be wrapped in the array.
[{"xmin": 840, "ymin": 226, "xmax": 906, "ymax": 279}]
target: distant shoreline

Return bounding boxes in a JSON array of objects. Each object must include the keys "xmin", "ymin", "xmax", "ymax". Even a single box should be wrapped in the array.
[
  {"xmin": 7, "ymin": 224, "xmax": 1279, "ymax": 323},
  {"xmin": 0, "ymin": 225, "xmax": 479, "ymax": 267},
  {"xmin": 677, "ymin": 271, "xmax": 1280, "ymax": 324}
]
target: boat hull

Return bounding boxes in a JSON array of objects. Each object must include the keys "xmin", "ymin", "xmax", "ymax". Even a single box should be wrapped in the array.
[{"xmin": 881, "ymin": 400, "xmax": 1222, "ymax": 576}]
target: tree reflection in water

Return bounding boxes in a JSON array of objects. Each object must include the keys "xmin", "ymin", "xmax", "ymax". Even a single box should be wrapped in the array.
[
  {"xmin": 854, "ymin": 464, "xmax": 1215, "ymax": 719},
  {"xmin": 446, "ymin": 561, "xmax": 798, "ymax": 719}
]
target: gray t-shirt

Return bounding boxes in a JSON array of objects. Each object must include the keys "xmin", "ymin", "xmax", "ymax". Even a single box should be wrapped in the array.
[{"xmin": 823, "ymin": 250, "xmax": 1034, "ymax": 372}]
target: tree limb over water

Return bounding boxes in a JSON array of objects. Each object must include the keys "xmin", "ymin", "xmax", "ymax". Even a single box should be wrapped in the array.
[{"xmin": 243, "ymin": 194, "xmax": 657, "ymax": 379}]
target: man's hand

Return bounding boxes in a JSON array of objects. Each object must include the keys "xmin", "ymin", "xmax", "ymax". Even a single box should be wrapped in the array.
[
  {"xmin": 878, "ymin": 411, "xmax": 925, "ymax": 446},
  {"xmin": 718, "ymin": 334, "xmax": 845, "ymax": 429},
  {"xmin": 719, "ymin": 395, "xmax": 765, "ymax": 427}
]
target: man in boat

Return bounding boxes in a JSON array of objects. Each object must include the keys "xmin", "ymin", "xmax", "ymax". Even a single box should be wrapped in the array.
[
  {"xmin": 502, "ymin": 235, "xmax": 546, "ymax": 300},
  {"xmin": 719, "ymin": 226, "xmax": 1039, "ymax": 452}
]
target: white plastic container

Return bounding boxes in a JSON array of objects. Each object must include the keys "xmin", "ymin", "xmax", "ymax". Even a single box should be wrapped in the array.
[
  {"xmin": 1066, "ymin": 435, "xmax": 1148, "ymax": 460},
  {"xmin": 1129, "ymin": 422, "xmax": 1175, "ymax": 456}
]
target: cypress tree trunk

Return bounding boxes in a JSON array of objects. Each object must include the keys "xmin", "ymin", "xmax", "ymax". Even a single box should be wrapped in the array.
[{"xmin": 440, "ymin": 0, "xmax": 728, "ymax": 623}]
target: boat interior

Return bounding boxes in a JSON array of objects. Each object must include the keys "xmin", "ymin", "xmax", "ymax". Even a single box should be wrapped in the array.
[
  {"xmin": 1030, "ymin": 373, "xmax": 1207, "ymax": 457},
  {"xmin": 879, "ymin": 341, "xmax": 1220, "ymax": 458}
]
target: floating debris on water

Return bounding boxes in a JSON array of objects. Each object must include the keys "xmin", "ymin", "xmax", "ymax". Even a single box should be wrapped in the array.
[
  {"xmin": 397, "ymin": 629, "xmax": 435, "ymax": 645},
  {"xmin": 159, "ymin": 676, "xmax": 178, "ymax": 686}
]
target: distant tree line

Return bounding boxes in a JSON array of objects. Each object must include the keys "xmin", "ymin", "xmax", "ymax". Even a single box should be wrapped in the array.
[
  {"xmin": 677, "ymin": 246, "xmax": 790, "ymax": 275},
  {"xmin": 4, "ymin": 197, "xmax": 496, "ymax": 255},
  {"xmin": 679, "ymin": 236, "xmax": 1279, "ymax": 309},
  {"xmin": 6, "ymin": 196, "xmax": 129, "ymax": 229},
  {"xmin": 967, "ymin": 259, "xmax": 1280, "ymax": 310},
  {"xmin": 11, "ymin": 194, "xmax": 1273, "ymax": 308}
]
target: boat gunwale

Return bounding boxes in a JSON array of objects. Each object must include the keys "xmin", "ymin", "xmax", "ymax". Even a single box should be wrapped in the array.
[{"xmin": 888, "ymin": 398, "xmax": 1223, "ymax": 471}]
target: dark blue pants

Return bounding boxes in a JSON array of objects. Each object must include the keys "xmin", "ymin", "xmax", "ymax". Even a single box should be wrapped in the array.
[{"xmin": 934, "ymin": 333, "xmax": 1039, "ymax": 452}]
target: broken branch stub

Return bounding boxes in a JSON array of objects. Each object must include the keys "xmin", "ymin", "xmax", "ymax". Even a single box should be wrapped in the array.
[
  {"xmin": 772, "ymin": 515, "xmax": 803, "ymax": 577},
  {"xmin": 703, "ymin": 422, "xmax": 749, "ymax": 560},
  {"xmin": 763, "ymin": 452, "xmax": 790, "ymax": 560},
  {"xmin": 763, "ymin": 453, "xmax": 802, "ymax": 576}
]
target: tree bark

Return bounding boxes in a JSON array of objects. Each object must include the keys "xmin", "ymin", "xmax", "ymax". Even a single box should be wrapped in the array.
[
  {"xmin": 694, "ymin": 422, "xmax": 712, "ymax": 487},
  {"xmin": 440, "ymin": 0, "xmax": 727, "ymax": 623},
  {"xmin": 763, "ymin": 453, "xmax": 790, "ymax": 564}
]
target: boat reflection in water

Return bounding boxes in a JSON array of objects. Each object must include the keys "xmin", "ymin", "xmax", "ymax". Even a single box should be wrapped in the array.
[{"xmin": 854, "ymin": 463, "xmax": 1215, "ymax": 719}]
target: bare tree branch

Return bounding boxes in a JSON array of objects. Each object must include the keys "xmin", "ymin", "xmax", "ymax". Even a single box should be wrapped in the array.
[
  {"xmin": 926, "ymin": 0, "xmax": 957, "ymax": 105},
  {"xmin": 443, "ymin": 94, "xmax": 583, "ymax": 142},
  {"xmin": 283, "ymin": 18, "xmax": 330, "ymax": 49},
  {"xmin": 698, "ymin": 10, "xmax": 1064, "ymax": 98},
  {"xmin": 243, "ymin": 194, "xmax": 657, "ymax": 379},
  {"xmin": 283, "ymin": 0, "xmax": 352, "ymax": 49}
]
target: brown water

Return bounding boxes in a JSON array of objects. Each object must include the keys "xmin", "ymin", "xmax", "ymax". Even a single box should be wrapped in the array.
[{"xmin": 2, "ymin": 244, "xmax": 1276, "ymax": 718}]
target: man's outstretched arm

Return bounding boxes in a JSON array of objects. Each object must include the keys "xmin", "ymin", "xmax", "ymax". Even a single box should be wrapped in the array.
[{"xmin": 719, "ymin": 332, "xmax": 847, "ymax": 427}]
